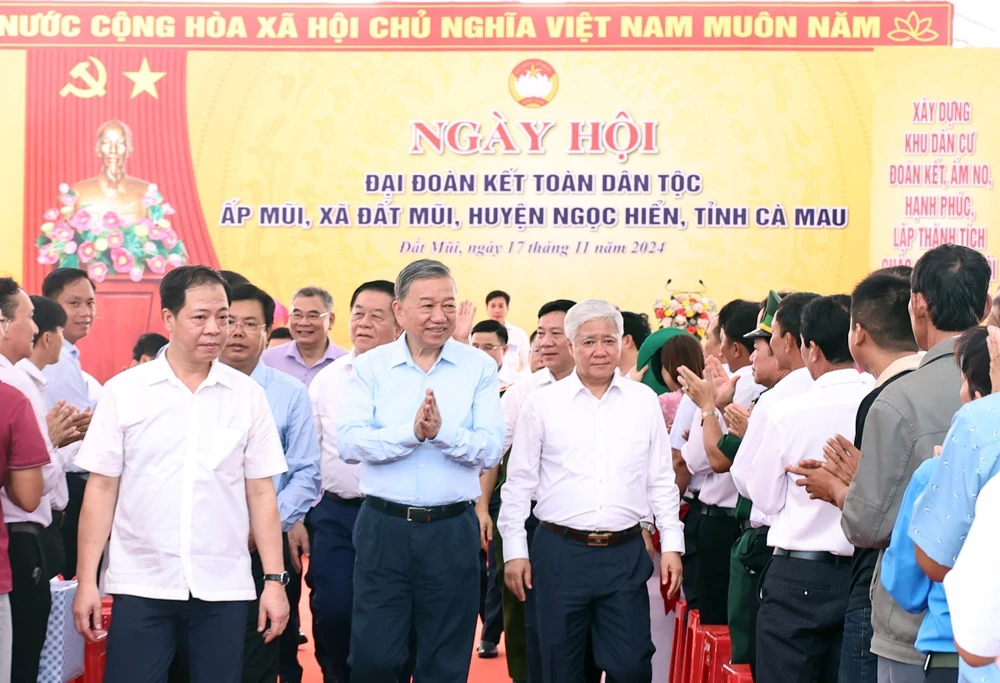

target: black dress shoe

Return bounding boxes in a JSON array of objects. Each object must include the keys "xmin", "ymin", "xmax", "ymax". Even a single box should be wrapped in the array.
[
  {"xmin": 298, "ymin": 631, "xmax": 308, "ymax": 645},
  {"xmin": 477, "ymin": 640, "xmax": 498, "ymax": 658}
]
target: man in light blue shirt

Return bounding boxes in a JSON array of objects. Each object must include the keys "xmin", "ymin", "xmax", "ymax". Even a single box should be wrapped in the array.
[
  {"xmin": 338, "ymin": 259, "xmax": 504, "ymax": 683},
  {"xmin": 219, "ymin": 282, "xmax": 321, "ymax": 683},
  {"xmin": 41, "ymin": 268, "xmax": 98, "ymax": 580}
]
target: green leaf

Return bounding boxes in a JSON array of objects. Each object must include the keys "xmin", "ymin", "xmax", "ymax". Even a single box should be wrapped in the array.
[
  {"xmin": 62, "ymin": 254, "xmax": 79, "ymax": 268},
  {"xmin": 149, "ymin": 205, "xmax": 164, "ymax": 222},
  {"xmin": 36, "ymin": 235, "xmax": 48, "ymax": 247}
]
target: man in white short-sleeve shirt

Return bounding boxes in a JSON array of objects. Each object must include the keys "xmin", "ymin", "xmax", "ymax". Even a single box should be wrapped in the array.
[{"xmin": 71, "ymin": 266, "xmax": 290, "ymax": 683}]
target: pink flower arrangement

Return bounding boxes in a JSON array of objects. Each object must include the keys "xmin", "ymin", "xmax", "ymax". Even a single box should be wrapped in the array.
[
  {"xmin": 38, "ymin": 182, "xmax": 186, "ymax": 281},
  {"xmin": 111, "ymin": 248, "xmax": 134, "ymax": 274},
  {"xmin": 146, "ymin": 254, "xmax": 167, "ymax": 274},
  {"xmin": 77, "ymin": 241, "xmax": 97, "ymax": 263},
  {"xmin": 654, "ymin": 295, "xmax": 717, "ymax": 339},
  {"xmin": 87, "ymin": 261, "xmax": 109, "ymax": 282},
  {"xmin": 106, "ymin": 230, "xmax": 125, "ymax": 249}
]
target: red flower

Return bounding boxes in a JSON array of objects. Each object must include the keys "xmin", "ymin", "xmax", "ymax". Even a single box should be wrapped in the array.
[{"xmin": 686, "ymin": 325, "xmax": 697, "ymax": 334}]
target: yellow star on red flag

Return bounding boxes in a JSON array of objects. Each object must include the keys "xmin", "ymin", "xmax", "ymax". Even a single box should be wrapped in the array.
[{"xmin": 123, "ymin": 58, "xmax": 165, "ymax": 99}]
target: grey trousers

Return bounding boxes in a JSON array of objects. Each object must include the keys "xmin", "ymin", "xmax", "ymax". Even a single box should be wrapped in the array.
[
  {"xmin": 877, "ymin": 656, "xmax": 925, "ymax": 683},
  {"xmin": 0, "ymin": 593, "xmax": 12, "ymax": 683}
]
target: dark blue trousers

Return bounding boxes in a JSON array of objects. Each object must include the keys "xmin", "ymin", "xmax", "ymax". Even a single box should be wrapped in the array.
[
  {"xmin": 105, "ymin": 595, "xmax": 248, "ymax": 683},
  {"xmin": 528, "ymin": 527, "xmax": 654, "ymax": 683},
  {"xmin": 350, "ymin": 502, "xmax": 479, "ymax": 683}
]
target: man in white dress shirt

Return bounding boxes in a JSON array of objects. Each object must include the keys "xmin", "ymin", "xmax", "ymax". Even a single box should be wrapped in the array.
[
  {"xmin": 676, "ymin": 299, "xmax": 763, "ymax": 625},
  {"xmin": 72, "ymin": 266, "xmax": 291, "ymax": 683},
  {"xmin": 746, "ymin": 294, "xmax": 873, "ymax": 682},
  {"xmin": 486, "ymin": 290, "xmax": 531, "ymax": 374},
  {"xmin": 500, "ymin": 299, "xmax": 684, "ymax": 683},
  {"xmin": 306, "ymin": 279, "xmax": 413, "ymax": 683},
  {"xmin": 0, "ymin": 286, "xmax": 77, "ymax": 682}
]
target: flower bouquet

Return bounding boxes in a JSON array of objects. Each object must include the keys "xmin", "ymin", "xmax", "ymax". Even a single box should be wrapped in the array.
[
  {"xmin": 653, "ymin": 294, "xmax": 716, "ymax": 338},
  {"xmin": 36, "ymin": 183, "xmax": 187, "ymax": 283}
]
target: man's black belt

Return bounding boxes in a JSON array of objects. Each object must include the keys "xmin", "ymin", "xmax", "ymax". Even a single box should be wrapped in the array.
[
  {"xmin": 540, "ymin": 521, "xmax": 642, "ymax": 548},
  {"xmin": 773, "ymin": 547, "xmax": 851, "ymax": 566},
  {"xmin": 6, "ymin": 521, "xmax": 64, "ymax": 581},
  {"xmin": 700, "ymin": 505, "xmax": 737, "ymax": 518},
  {"xmin": 324, "ymin": 491, "xmax": 364, "ymax": 507},
  {"xmin": 924, "ymin": 652, "xmax": 959, "ymax": 671},
  {"xmin": 6, "ymin": 521, "xmax": 44, "ymax": 535},
  {"xmin": 364, "ymin": 496, "xmax": 472, "ymax": 522}
]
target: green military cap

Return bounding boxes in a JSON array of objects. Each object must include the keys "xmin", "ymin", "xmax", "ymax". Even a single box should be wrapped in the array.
[
  {"xmin": 636, "ymin": 327, "xmax": 697, "ymax": 395},
  {"xmin": 745, "ymin": 290, "xmax": 782, "ymax": 339}
]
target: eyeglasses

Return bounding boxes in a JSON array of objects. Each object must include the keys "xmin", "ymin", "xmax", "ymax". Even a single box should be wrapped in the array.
[
  {"xmin": 473, "ymin": 344, "xmax": 503, "ymax": 352},
  {"xmin": 290, "ymin": 311, "xmax": 331, "ymax": 323},
  {"xmin": 228, "ymin": 319, "xmax": 267, "ymax": 332}
]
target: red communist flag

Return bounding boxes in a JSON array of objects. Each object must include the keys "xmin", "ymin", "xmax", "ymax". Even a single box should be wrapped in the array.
[
  {"xmin": 22, "ymin": 47, "xmax": 218, "ymax": 292},
  {"xmin": 23, "ymin": 48, "xmax": 218, "ymax": 381}
]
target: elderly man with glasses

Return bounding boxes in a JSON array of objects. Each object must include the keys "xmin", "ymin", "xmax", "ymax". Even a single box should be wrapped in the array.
[{"xmin": 261, "ymin": 286, "xmax": 348, "ymax": 388}]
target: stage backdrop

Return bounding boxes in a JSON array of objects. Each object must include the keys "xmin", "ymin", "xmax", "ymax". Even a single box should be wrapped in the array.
[{"xmin": 0, "ymin": 2, "xmax": 989, "ymax": 381}]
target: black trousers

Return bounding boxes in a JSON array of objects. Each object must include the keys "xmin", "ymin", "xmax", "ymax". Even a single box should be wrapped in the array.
[
  {"xmin": 745, "ymin": 527, "xmax": 770, "ymax": 680},
  {"xmin": 60, "ymin": 472, "xmax": 88, "ymax": 579},
  {"xmin": 279, "ymin": 537, "xmax": 303, "ymax": 683},
  {"xmin": 9, "ymin": 528, "xmax": 60, "ymax": 683},
  {"xmin": 169, "ymin": 536, "xmax": 292, "ymax": 683},
  {"xmin": 529, "ymin": 527, "xmax": 654, "ymax": 683},
  {"xmin": 756, "ymin": 554, "xmax": 851, "ymax": 683},
  {"xmin": 681, "ymin": 497, "xmax": 702, "ymax": 610},
  {"xmin": 350, "ymin": 503, "xmax": 480, "ymax": 683},
  {"xmin": 105, "ymin": 595, "xmax": 248, "ymax": 683},
  {"xmin": 924, "ymin": 668, "xmax": 958, "ymax": 682},
  {"xmin": 694, "ymin": 512, "xmax": 741, "ymax": 625}
]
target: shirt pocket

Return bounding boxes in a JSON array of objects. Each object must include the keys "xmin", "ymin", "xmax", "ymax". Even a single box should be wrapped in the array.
[{"xmin": 202, "ymin": 425, "xmax": 248, "ymax": 476}]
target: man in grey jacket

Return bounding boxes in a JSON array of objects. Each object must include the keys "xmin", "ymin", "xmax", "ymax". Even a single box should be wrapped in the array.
[{"xmin": 841, "ymin": 244, "xmax": 992, "ymax": 682}]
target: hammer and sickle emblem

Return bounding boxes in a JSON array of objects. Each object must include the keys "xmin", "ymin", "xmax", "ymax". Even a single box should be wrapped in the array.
[{"xmin": 59, "ymin": 57, "xmax": 108, "ymax": 99}]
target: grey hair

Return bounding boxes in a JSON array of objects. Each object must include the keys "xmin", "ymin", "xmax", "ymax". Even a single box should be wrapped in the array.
[
  {"xmin": 565, "ymin": 299, "xmax": 624, "ymax": 341},
  {"xmin": 292, "ymin": 286, "xmax": 334, "ymax": 312},
  {"xmin": 395, "ymin": 259, "xmax": 453, "ymax": 301}
]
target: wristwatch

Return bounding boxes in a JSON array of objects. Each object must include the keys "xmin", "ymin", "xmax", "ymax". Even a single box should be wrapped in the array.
[
  {"xmin": 700, "ymin": 409, "xmax": 716, "ymax": 425},
  {"xmin": 263, "ymin": 572, "xmax": 290, "ymax": 586},
  {"xmin": 640, "ymin": 521, "xmax": 655, "ymax": 534}
]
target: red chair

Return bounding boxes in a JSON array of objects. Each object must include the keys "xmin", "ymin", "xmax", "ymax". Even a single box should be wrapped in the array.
[
  {"xmin": 668, "ymin": 600, "xmax": 688, "ymax": 683},
  {"xmin": 679, "ymin": 609, "xmax": 700, "ymax": 683},
  {"xmin": 690, "ymin": 625, "xmax": 728, "ymax": 683},
  {"xmin": 72, "ymin": 596, "xmax": 114, "ymax": 683},
  {"xmin": 101, "ymin": 596, "xmax": 114, "ymax": 631},
  {"xmin": 702, "ymin": 628, "xmax": 733, "ymax": 683},
  {"xmin": 722, "ymin": 662, "xmax": 753, "ymax": 683}
]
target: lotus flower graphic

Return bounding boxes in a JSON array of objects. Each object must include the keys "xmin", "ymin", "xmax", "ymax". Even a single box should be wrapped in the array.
[
  {"xmin": 509, "ymin": 59, "xmax": 558, "ymax": 108},
  {"xmin": 887, "ymin": 11, "xmax": 939, "ymax": 43}
]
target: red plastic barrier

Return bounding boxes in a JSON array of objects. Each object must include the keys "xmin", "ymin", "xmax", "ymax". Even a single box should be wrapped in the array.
[
  {"xmin": 669, "ymin": 600, "xmax": 688, "ymax": 683},
  {"xmin": 721, "ymin": 662, "xmax": 754, "ymax": 683},
  {"xmin": 703, "ymin": 628, "xmax": 733, "ymax": 683}
]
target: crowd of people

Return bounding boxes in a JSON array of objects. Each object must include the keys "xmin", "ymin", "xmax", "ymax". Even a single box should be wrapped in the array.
[{"xmin": 0, "ymin": 245, "xmax": 999, "ymax": 683}]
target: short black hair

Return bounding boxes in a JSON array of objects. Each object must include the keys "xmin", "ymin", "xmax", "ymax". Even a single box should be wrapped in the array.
[
  {"xmin": 132, "ymin": 333, "xmax": 168, "ymax": 362},
  {"xmin": 268, "ymin": 327, "xmax": 292, "ymax": 342},
  {"xmin": 350, "ymin": 280, "xmax": 395, "ymax": 308},
  {"xmin": 529, "ymin": 330, "xmax": 537, "ymax": 344},
  {"xmin": 911, "ymin": 244, "xmax": 991, "ymax": 332},
  {"xmin": 773, "ymin": 292, "xmax": 820, "ymax": 349},
  {"xmin": 537, "ymin": 299, "xmax": 576, "ymax": 319},
  {"xmin": 621, "ymin": 312, "xmax": 651, "ymax": 349},
  {"xmin": 880, "ymin": 265, "xmax": 913, "ymax": 281},
  {"xmin": 218, "ymin": 270, "xmax": 250, "ymax": 288},
  {"xmin": 718, "ymin": 300, "xmax": 759, "ymax": 353},
  {"xmin": 159, "ymin": 266, "xmax": 232, "ymax": 316},
  {"xmin": 0, "ymin": 277, "xmax": 19, "ymax": 320},
  {"xmin": 472, "ymin": 319, "xmax": 508, "ymax": 345},
  {"xmin": 851, "ymin": 272, "xmax": 918, "ymax": 353},
  {"xmin": 801, "ymin": 295, "xmax": 853, "ymax": 364},
  {"xmin": 42, "ymin": 268, "xmax": 95, "ymax": 300},
  {"xmin": 29, "ymin": 295, "xmax": 66, "ymax": 343},
  {"xmin": 955, "ymin": 327, "xmax": 992, "ymax": 397},
  {"xmin": 486, "ymin": 290, "xmax": 510, "ymax": 306},
  {"xmin": 231, "ymin": 283, "xmax": 276, "ymax": 328}
]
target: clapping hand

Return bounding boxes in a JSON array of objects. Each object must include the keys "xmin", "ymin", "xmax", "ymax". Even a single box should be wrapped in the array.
[
  {"xmin": 706, "ymin": 355, "xmax": 740, "ymax": 409},
  {"xmin": 47, "ymin": 400, "xmax": 81, "ymax": 447},
  {"xmin": 677, "ymin": 364, "xmax": 716, "ymax": 412},
  {"xmin": 723, "ymin": 404, "xmax": 750, "ymax": 439},
  {"xmin": 414, "ymin": 389, "xmax": 442, "ymax": 441},
  {"xmin": 453, "ymin": 300, "xmax": 476, "ymax": 341}
]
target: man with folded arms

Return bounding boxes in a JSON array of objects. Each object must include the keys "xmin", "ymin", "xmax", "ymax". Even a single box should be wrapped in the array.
[{"xmin": 500, "ymin": 299, "xmax": 683, "ymax": 683}]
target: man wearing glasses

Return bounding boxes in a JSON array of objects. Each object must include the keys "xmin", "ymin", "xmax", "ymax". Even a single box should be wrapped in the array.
[
  {"xmin": 217, "ymin": 283, "xmax": 321, "ymax": 683},
  {"xmin": 261, "ymin": 286, "xmax": 347, "ymax": 388}
]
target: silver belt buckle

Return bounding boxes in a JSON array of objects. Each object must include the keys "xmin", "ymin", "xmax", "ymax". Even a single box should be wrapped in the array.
[{"xmin": 406, "ymin": 506, "xmax": 431, "ymax": 522}]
